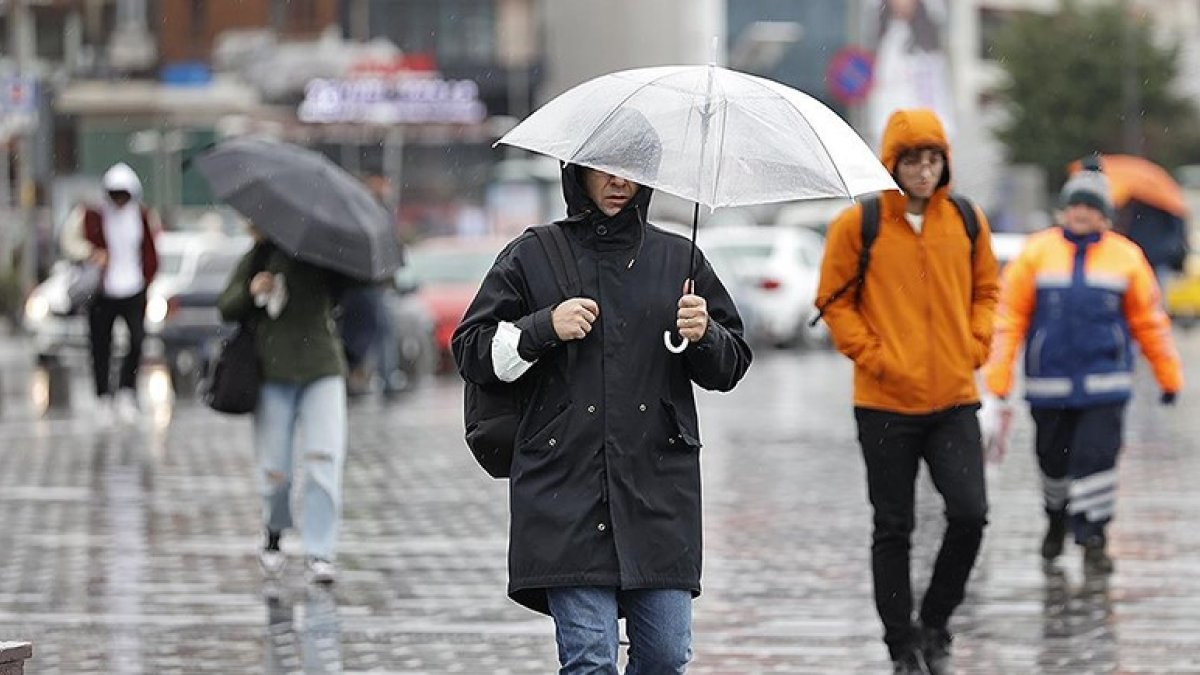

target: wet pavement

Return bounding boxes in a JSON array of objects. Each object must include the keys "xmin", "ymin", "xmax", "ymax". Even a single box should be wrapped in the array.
[{"xmin": 1, "ymin": 329, "xmax": 1199, "ymax": 673}]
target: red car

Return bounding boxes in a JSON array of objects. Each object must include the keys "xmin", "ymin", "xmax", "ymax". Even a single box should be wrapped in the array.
[{"xmin": 398, "ymin": 236, "xmax": 510, "ymax": 372}]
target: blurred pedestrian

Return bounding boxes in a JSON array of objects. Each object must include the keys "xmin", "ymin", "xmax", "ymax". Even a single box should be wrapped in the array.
[
  {"xmin": 983, "ymin": 165, "xmax": 1183, "ymax": 576},
  {"xmin": 452, "ymin": 120, "xmax": 752, "ymax": 671},
  {"xmin": 218, "ymin": 231, "xmax": 350, "ymax": 585},
  {"xmin": 60, "ymin": 162, "xmax": 160, "ymax": 428},
  {"xmin": 815, "ymin": 109, "xmax": 999, "ymax": 674}
]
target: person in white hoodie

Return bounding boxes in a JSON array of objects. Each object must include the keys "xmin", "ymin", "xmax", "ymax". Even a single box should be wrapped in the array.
[{"xmin": 61, "ymin": 163, "xmax": 161, "ymax": 425}]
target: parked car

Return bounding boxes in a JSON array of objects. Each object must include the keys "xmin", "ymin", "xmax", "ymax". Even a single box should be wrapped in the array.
[
  {"xmin": 397, "ymin": 236, "xmax": 509, "ymax": 373},
  {"xmin": 698, "ymin": 225, "xmax": 828, "ymax": 348}
]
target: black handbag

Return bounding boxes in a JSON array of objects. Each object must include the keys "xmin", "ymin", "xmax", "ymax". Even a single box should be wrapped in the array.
[
  {"xmin": 204, "ymin": 244, "xmax": 271, "ymax": 415},
  {"xmin": 203, "ymin": 323, "xmax": 260, "ymax": 414}
]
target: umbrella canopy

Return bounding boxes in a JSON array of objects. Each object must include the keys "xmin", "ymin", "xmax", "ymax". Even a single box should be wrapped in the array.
[
  {"xmin": 497, "ymin": 64, "xmax": 897, "ymax": 209},
  {"xmin": 1068, "ymin": 153, "xmax": 1188, "ymax": 218},
  {"xmin": 194, "ymin": 137, "xmax": 404, "ymax": 281}
]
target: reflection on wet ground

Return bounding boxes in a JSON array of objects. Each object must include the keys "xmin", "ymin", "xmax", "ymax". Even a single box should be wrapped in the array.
[{"xmin": 1, "ymin": 331, "xmax": 1199, "ymax": 672}]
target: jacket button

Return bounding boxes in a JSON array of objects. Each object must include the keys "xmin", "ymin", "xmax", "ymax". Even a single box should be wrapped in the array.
[
  {"xmin": 587, "ymin": 405, "xmax": 596, "ymax": 414},
  {"xmin": 639, "ymin": 403, "xmax": 647, "ymax": 412},
  {"xmin": 668, "ymin": 438, "xmax": 675, "ymax": 445},
  {"xmin": 597, "ymin": 225, "xmax": 608, "ymax": 236},
  {"xmin": 597, "ymin": 523, "xmax": 607, "ymax": 532},
  {"xmin": 548, "ymin": 438, "xmax": 557, "ymax": 447}
]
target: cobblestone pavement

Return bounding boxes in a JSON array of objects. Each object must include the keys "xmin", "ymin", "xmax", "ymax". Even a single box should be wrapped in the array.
[{"xmin": 0, "ymin": 329, "xmax": 1199, "ymax": 674}]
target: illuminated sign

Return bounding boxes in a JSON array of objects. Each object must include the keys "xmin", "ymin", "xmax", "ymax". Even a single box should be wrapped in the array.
[{"xmin": 298, "ymin": 77, "xmax": 486, "ymax": 125}]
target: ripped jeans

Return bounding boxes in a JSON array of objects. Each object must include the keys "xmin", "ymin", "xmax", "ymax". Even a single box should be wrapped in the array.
[{"xmin": 254, "ymin": 376, "xmax": 347, "ymax": 560}]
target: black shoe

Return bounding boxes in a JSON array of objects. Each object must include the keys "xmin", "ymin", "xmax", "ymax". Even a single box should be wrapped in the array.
[
  {"xmin": 920, "ymin": 625, "xmax": 952, "ymax": 675},
  {"xmin": 891, "ymin": 647, "xmax": 928, "ymax": 675},
  {"xmin": 1083, "ymin": 535, "xmax": 1114, "ymax": 575},
  {"xmin": 1041, "ymin": 510, "xmax": 1068, "ymax": 561}
]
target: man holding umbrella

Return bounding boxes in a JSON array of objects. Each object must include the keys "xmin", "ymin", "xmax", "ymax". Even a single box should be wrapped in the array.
[{"xmin": 452, "ymin": 115, "xmax": 752, "ymax": 671}]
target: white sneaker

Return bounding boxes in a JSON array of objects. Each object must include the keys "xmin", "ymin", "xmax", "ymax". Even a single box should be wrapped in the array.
[
  {"xmin": 114, "ymin": 390, "xmax": 139, "ymax": 425},
  {"xmin": 306, "ymin": 557, "xmax": 337, "ymax": 584},
  {"xmin": 259, "ymin": 549, "xmax": 286, "ymax": 578},
  {"xmin": 93, "ymin": 395, "xmax": 114, "ymax": 430}
]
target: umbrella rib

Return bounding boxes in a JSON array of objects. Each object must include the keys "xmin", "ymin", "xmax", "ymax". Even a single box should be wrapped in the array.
[
  {"xmin": 741, "ymin": 74, "xmax": 855, "ymax": 199},
  {"xmin": 565, "ymin": 68, "xmax": 687, "ymax": 166}
]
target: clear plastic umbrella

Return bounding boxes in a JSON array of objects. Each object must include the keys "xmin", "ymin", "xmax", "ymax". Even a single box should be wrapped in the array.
[{"xmin": 497, "ymin": 64, "xmax": 897, "ymax": 351}]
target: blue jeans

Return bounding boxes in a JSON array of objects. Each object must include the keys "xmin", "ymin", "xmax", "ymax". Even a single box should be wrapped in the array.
[
  {"xmin": 254, "ymin": 376, "xmax": 347, "ymax": 560},
  {"xmin": 546, "ymin": 586, "xmax": 692, "ymax": 675}
]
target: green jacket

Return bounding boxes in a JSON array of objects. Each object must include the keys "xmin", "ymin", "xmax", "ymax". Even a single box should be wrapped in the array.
[{"xmin": 217, "ymin": 243, "xmax": 347, "ymax": 384}]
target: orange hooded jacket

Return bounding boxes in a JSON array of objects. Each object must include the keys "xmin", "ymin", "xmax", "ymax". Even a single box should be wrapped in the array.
[{"xmin": 816, "ymin": 109, "xmax": 1000, "ymax": 414}]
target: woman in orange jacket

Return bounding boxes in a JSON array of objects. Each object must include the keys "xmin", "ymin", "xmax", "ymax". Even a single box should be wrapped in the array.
[
  {"xmin": 983, "ymin": 165, "xmax": 1183, "ymax": 575},
  {"xmin": 816, "ymin": 109, "xmax": 999, "ymax": 675}
]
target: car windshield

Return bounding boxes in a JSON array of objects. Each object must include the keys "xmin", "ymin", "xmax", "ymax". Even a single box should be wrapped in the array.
[
  {"xmin": 189, "ymin": 252, "xmax": 245, "ymax": 293},
  {"xmin": 399, "ymin": 249, "xmax": 496, "ymax": 286},
  {"xmin": 706, "ymin": 243, "xmax": 774, "ymax": 263},
  {"xmin": 158, "ymin": 252, "xmax": 185, "ymax": 277}
]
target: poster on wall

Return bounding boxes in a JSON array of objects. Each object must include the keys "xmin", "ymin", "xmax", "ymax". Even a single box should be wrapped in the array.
[{"xmin": 864, "ymin": 0, "xmax": 954, "ymax": 148}]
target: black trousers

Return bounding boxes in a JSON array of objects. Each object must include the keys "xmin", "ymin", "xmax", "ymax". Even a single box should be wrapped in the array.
[
  {"xmin": 855, "ymin": 404, "xmax": 989, "ymax": 659},
  {"xmin": 87, "ymin": 291, "xmax": 146, "ymax": 397}
]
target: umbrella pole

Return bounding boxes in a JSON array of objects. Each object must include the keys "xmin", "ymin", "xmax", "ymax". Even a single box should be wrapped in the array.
[{"xmin": 687, "ymin": 201, "xmax": 700, "ymax": 291}]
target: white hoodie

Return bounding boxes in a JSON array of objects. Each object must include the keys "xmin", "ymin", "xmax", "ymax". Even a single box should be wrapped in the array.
[{"xmin": 99, "ymin": 163, "xmax": 147, "ymax": 298}]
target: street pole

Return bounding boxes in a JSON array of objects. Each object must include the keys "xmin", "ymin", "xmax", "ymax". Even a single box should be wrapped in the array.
[{"xmin": 9, "ymin": 0, "xmax": 38, "ymax": 292}]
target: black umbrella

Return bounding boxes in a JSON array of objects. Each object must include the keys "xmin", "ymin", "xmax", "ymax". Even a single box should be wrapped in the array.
[{"xmin": 194, "ymin": 137, "xmax": 403, "ymax": 281}]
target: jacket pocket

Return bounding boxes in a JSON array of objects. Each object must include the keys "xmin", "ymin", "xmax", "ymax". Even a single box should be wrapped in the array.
[
  {"xmin": 518, "ymin": 402, "xmax": 572, "ymax": 455},
  {"xmin": 661, "ymin": 399, "xmax": 702, "ymax": 451}
]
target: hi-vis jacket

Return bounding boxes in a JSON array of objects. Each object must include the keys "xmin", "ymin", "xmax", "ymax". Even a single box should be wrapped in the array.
[{"xmin": 983, "ymin": 227, "xmax": 1183, "ymax": 407}]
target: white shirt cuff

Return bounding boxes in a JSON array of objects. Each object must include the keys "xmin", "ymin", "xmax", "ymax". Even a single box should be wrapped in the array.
[{"xmin": 492, "ymin": 321, "xmax": 536, "ymax": 382}]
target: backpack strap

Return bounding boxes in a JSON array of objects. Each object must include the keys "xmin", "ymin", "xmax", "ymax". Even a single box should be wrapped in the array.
[
  {"xmin": 532, "ymin": 224, "xmax": 582, "ymax": 298},
  {"xmin": 530, "ymin": 224, "xmax": 583, "ymax": 373},
  {"xmin": 811, "ymin": 196, "xmax": 879, "ymax": 325},
  {"xmin": 947, "ymin": 193, "xmax": 980, "ymax": 258}
]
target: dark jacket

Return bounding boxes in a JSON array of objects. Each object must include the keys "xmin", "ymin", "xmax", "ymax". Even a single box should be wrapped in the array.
[
  {"xmin": 218, "ymin": 242, "xmax": 347, "ymax": 385},
  {"xmin": 451, "ymin": 165, "xmax": 752, "ymax": 614},
  {"xmin": 1117, "ymin": 200, "xmax": 1189, "ymax": 272}
]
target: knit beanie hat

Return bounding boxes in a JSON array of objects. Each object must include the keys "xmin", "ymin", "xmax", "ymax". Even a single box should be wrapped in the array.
[{"xmin": 1060, "ymin": 168, "xmax": 1115, "ymax": 221}]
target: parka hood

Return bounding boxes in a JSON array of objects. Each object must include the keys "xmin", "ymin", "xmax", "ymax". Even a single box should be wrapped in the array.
[
  {"xmin": 880, "ymin": 108, "xmax": 951, "ymax": 190},
  {"xmin": 102, "ymin": 162, "xmax": 143, "ymax": 199}
]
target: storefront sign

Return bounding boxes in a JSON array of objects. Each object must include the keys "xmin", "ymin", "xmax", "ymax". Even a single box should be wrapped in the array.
[{"xmin": 299, "ymin": 77, "xmax": 486, "ymax": 125}]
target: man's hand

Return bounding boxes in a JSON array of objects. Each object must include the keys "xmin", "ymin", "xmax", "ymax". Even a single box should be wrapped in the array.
[
  {"xmin": 90, "ymin": 249, "xmax": 109, "ymax": 267},
  {"xmin": 249, "ymin": 271, "xmax": 275, "ymax": 296},
  {"xmin": 552, "ymin": 297, "xmax": 599, "ymax": 341},
  {"xmin": 677, "ymin": 280, "xmax": 709, "ymax": 343},
  {"xmin": 1161, "ymin": 391, "xmax": 1178, "ymax": 406}
]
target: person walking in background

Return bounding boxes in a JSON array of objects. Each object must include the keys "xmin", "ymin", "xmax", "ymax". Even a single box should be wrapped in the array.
[
  {"xmin": 60, "ymin": 162, "xmax": 160, "ymax": 427},
  {"xmin": 815, "ymin": 109, "xmax": 999, "ymax": 674},
  {"xmin": 983, "ymin": 165, "xmax": 1183, "ymax": 576},
  {"xmin": 452, "ymin": 115, "xmax": 752, "ymax": 671},
  {"xmin": 218, "ymin": 231, "xmax": 350, "ymax": 585}
]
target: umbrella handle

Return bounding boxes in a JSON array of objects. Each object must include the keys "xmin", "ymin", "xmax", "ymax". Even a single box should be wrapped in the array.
[{"xmin": 663, "ymin": 330, "xmax": 690, "ymax": 353}]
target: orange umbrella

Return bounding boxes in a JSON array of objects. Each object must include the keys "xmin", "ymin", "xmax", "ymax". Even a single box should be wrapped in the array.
[{"xmin": 1068, "ymin": 154, "xmax": 1189, "ymax": 217}]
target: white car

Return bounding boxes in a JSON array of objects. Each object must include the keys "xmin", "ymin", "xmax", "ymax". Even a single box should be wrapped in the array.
[
  {"xmin": 23, "ymin": 231, "xmax": 251, "ymax": 366},
  {"xmin": 698, "ymin": 225, "xmax": 828, "ymax": 348}
]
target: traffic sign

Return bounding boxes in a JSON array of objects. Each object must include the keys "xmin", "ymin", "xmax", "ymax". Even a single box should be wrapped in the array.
[{"xmin": 826, "ymin": 47, "xmax": 874, "ymax": 106}]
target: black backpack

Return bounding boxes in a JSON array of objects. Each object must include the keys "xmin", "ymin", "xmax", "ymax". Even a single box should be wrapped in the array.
[
  {"xmin": 463, "ymin": 224, "xmax": 581, "ymax": 479},
  {"xmin": 812, "ymin": 194, "xmax": 980, "ymax": 325}
]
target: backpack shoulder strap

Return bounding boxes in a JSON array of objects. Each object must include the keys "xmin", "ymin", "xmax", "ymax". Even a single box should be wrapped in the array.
[
  {"xmin": 948, "ymin": 193, "xmax": 980, "ymax": 257},
  {"xmin": 531, "ymin": 224, "xmax": 582, "ymax": 299},
  {"xmin": 853, "ymin": 196, "xmax": 881, "ymax": 305}
]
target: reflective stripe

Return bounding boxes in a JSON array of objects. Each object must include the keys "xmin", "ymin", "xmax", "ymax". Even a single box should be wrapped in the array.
[
  {"xmin": 1070, "ymin": 469, "xmax": 1117, "ymax": 498},
  {"xmin": 1069, "ymin": 491, "xmax": 1113, "ymax": 514},
  {"xmin": 1042, "ymin": 475, "xmax": 1071, "ymax": 510},
  {"xmin": 1026, "ymin": 377, "xmax": 1072, "ymax": 397},
  {"xmin": 1086, "ymin": 274, "xmax": 1128, "ymax": 293},
  {"xmin": 1087, "ymin": 504, "xmax": 1116, "ymax": 522},
  {"xmin": 1084, "ymin": 372, "xmax": 1132, "ymax": 394},
  {"xmin": 1036, "ymin": 273, "xmax": 1073, "ymax": 289}
]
